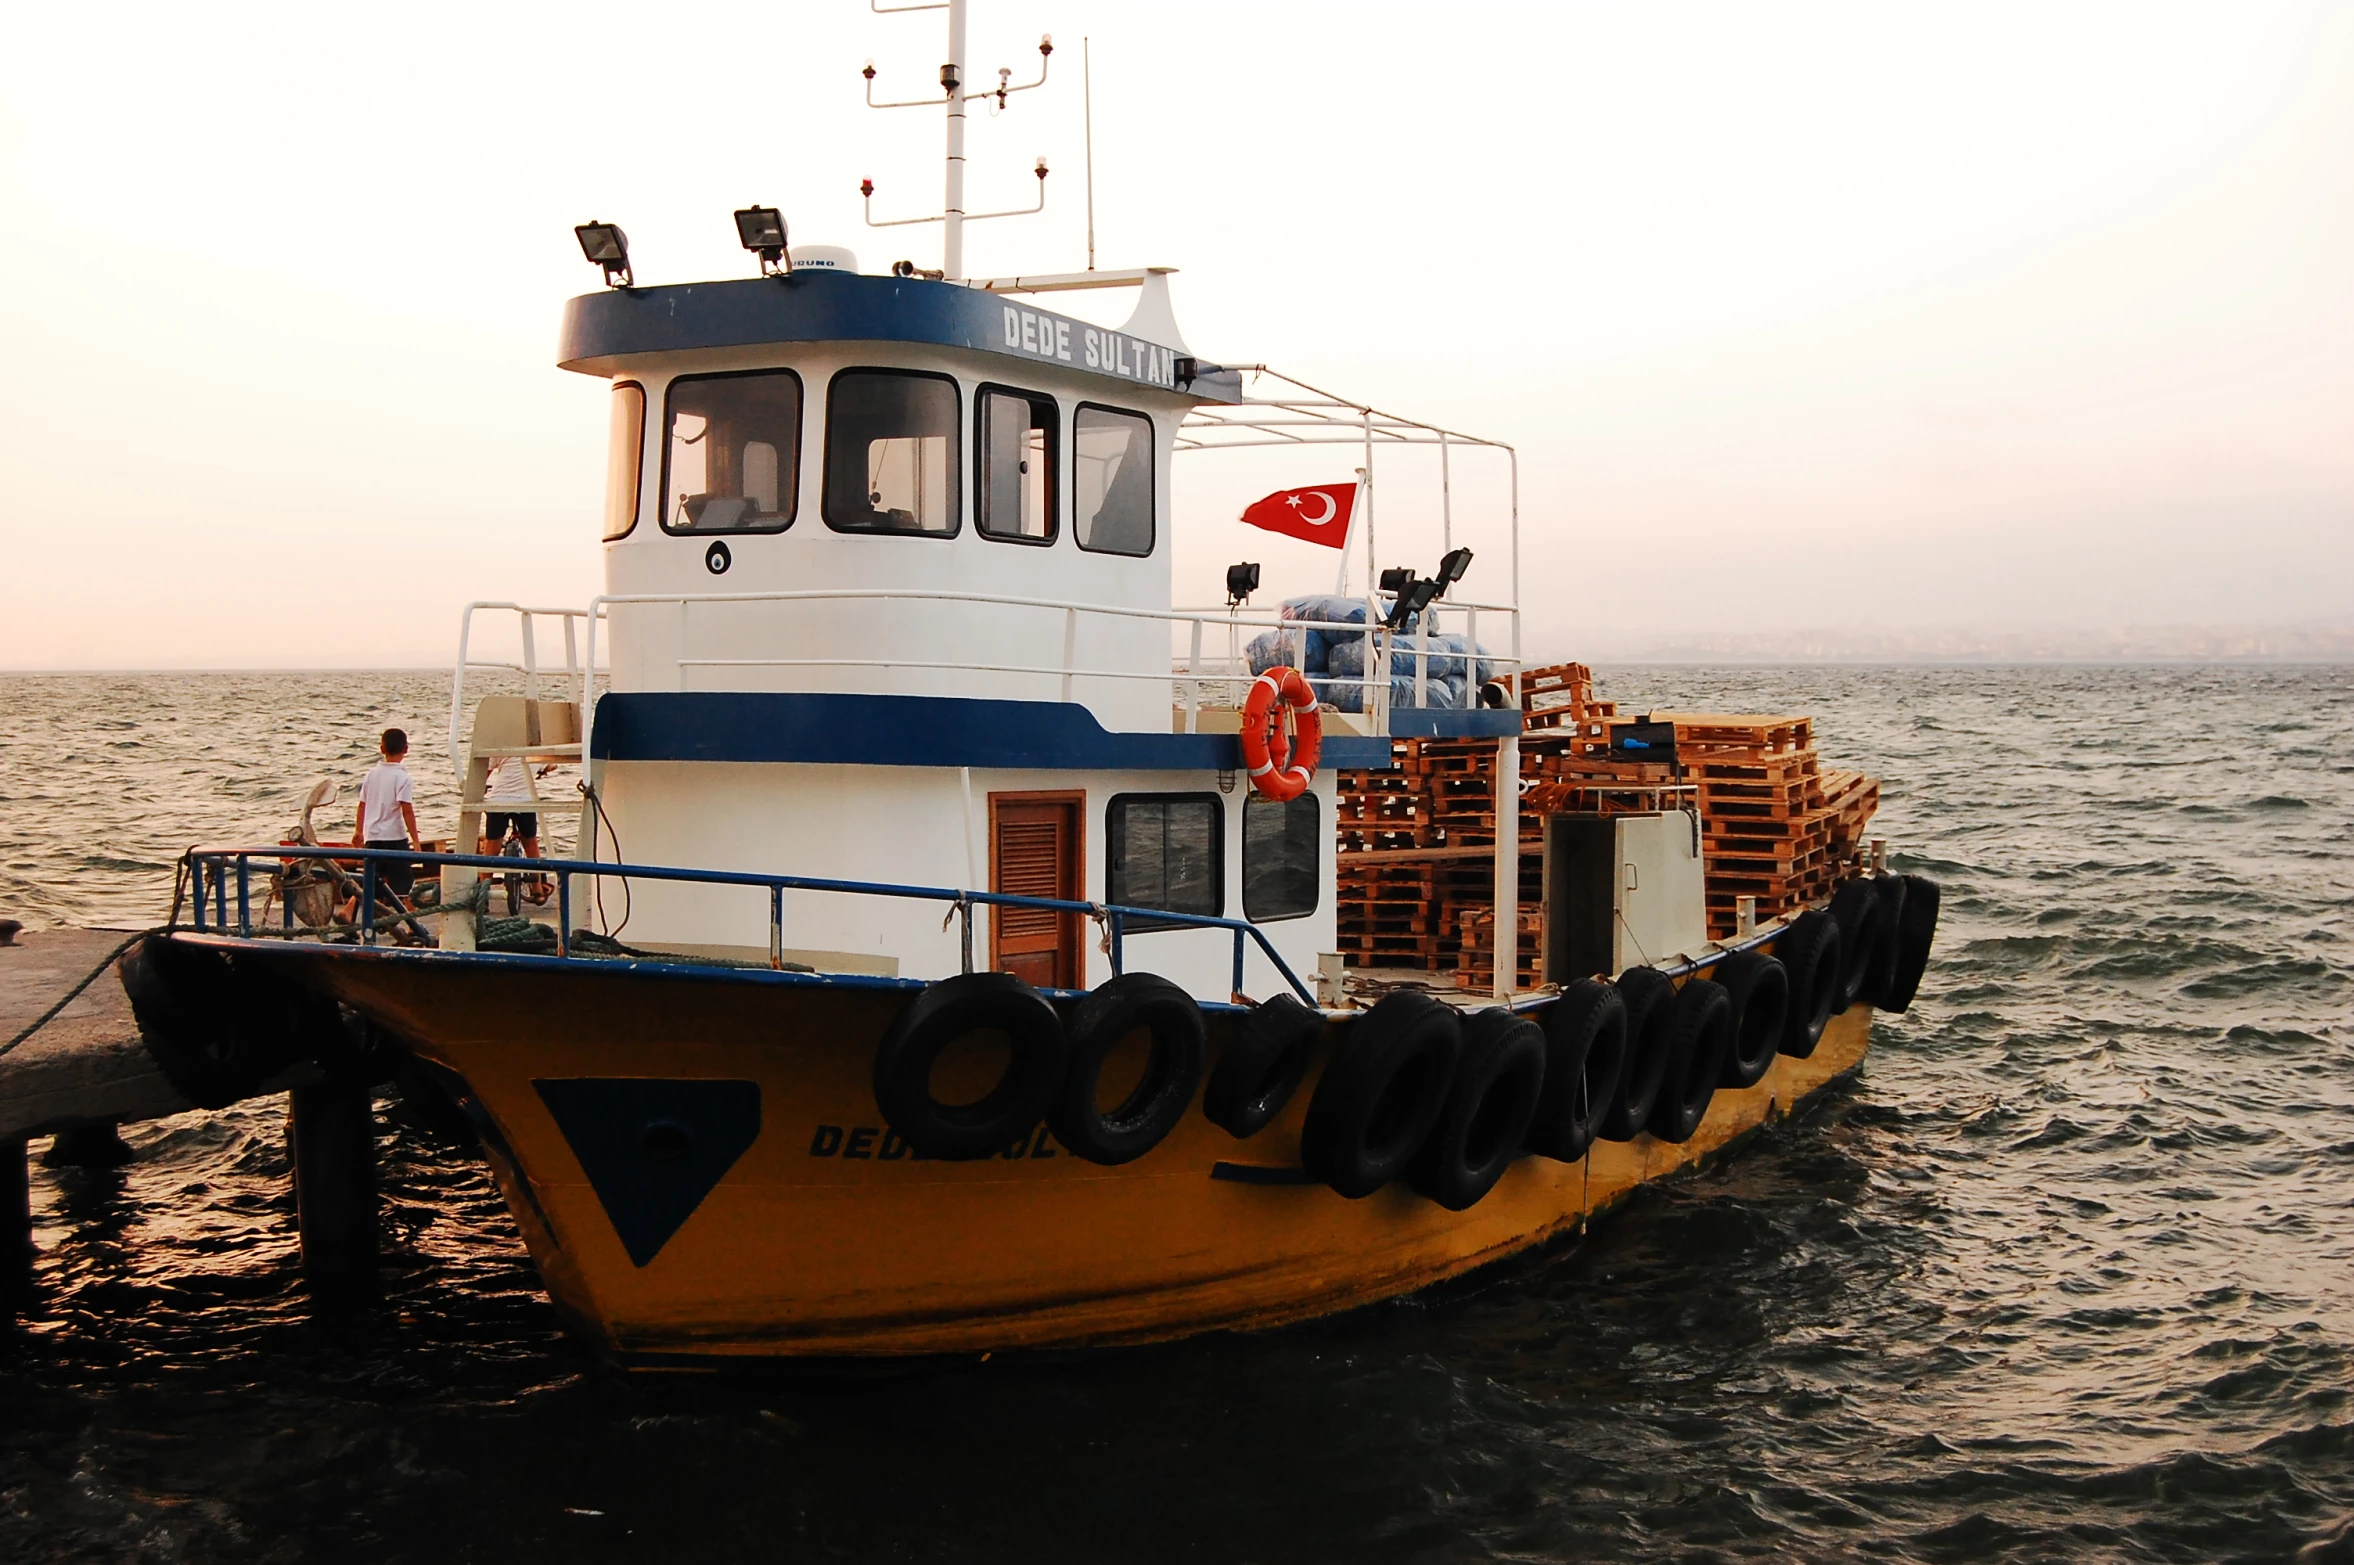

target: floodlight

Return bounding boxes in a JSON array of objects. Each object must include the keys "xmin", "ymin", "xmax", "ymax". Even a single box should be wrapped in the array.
[
  {"xmin": 1378, "ymin": 565, "xmax": 1414, "ymax": 595},
  {"xmin": 1225, "ymin": 562, "xmax": 1260, "ymax": 607},
  {"xmin": 574, "ymin": 221, "xmax": 632, "ymax": 288},
  {"xmin": 1383, "ymin": 577, "xmax": 1442, "ymax": 630},
  {"xmin": 1436, "ymin": 547, "xmax": 1474, "ymax": 589},
  {"xmin": 734, "ymin": 205, "xmax": 790, "ymax": 276}
]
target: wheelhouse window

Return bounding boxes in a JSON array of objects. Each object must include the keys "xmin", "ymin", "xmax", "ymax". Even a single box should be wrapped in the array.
[
  {"xmin": 1073, "ymin": 404, "xmax": 1154, "ymax": 556},
  {"xmin": 1243, "ymin": 794, "xmax": 1320, "ymax": 922},
  {"xmin": 977, "ymin": 387, "xmax": 1057, "ymax": 544},
  {"xmin": 602, "ymin": 381, "xmax": 645, "ymax": 541},
  {"xmin": 825, "ymin": 370, "xmax": 961, "ymax": 535},
  {"xmin": 1106, "ymin": 794, "xmax": 1222, "ymax": 931},
  {"xmin": 661, "ymin": 371, "xmax": 801, "ymax": 534}
]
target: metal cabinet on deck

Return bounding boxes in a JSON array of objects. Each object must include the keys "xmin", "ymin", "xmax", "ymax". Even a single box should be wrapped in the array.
[{"xmin": 1542, "ymin": 811, "xmax": 1708, "ymax": 981}]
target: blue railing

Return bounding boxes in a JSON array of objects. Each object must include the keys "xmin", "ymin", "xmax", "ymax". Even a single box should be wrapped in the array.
[{"xmin": 181, "ymin": 844, "xmax": 1317, "ymax": 1006}]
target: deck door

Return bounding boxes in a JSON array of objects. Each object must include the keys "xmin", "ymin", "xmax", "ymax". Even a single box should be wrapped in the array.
[{"xmin": 989, "ymin": 792, "xmax": 1084, "ymax": 989}]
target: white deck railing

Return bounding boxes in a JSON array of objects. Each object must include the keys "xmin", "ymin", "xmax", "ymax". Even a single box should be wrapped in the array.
[
  {"xmin": 564, "ymin": 588, "xmax": 1521, "ymax": 767},
  {"xmin": 449, "ymin": 591, "xmax": 1522, "ymax": 780},
  {"xmin": 446, "ymin": 603, "xmax": 605, "ymax": 778}
]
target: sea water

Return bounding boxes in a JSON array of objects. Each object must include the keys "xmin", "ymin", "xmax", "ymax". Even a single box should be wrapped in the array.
[{"xmin": 0, "ymin": 665, "xmax": 2347, "ymax": 1563}]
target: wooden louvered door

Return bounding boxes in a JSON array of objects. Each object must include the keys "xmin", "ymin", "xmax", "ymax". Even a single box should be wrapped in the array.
[{"xmin": 989, "ymin": 792, "xmax": 1084, "ymax": 989}]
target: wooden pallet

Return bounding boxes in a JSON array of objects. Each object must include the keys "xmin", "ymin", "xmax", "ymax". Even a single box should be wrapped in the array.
[
  {"xmin": 1653, "ymin": 712, "xmax": 1816, "ymax": 756},
  {"xmin": 1452, "ymin": 906, "xmax": 1545, "ymax": 992},
  {"xmin": 1338, "ymin": 716, "xmax": 1880, "ymax": 951},
  {"xmin": 1521, "ymin": 662, "xmax": 1617, "ymax": 733}
]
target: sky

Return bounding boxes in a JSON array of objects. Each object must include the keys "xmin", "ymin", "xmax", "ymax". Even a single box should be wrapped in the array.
[{"xmin": 1, "ymin": 0, "xmax": 2348, "ymax": 668}]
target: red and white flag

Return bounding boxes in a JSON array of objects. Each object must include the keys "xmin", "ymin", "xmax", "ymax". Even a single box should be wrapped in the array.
[{"xmin": 1239, "ymin": 482, "xmax": 1357, "ymax": 549}]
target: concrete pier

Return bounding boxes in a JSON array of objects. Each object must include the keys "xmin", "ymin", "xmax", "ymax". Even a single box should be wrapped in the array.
[
  {"xmin": 2, "ymin": 1137, "xmax": 27, "ymax": 1301},
  {"xmin": 0, "ymin": 928, "xmax": 195, "ymax": 1144},
  {"xmin": 2, "ymin": 926, "xmax": 361, "ymax": 1289}
]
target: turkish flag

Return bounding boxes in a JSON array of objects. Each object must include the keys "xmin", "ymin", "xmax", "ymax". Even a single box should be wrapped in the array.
[{"xmin": 1240, "ymin": 482, "xmax": 1357, "ymax": 549}]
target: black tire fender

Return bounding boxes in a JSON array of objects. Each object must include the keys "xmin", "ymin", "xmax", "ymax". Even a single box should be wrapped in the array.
[
  {"xmin": 873, "ymin": 972, "xmax": 1070, "ymax": 1161},
  {"xmin": 1526, "ymin": 978, "xmax": 1625, "ymax": 1163},
  {"xmin": 1048, "ymin": 973, "xmax": 1207, "ymax": 1166},
  {"xmin": 117, "ymin": 936, "xmax": 331, "ymax": 1110},
  {"xmin": 1409, "ymin": 1008, "xmax": 1547, "ymax": 1211},
  {"xmin": 1771, "ymin": 911, "xmax": 1843, "ymax": 1059},
  {"xmin": 1597, "ymin": 967, "xmax": 1677, "ymax": 1142},
  {"xmin": 1881, "ymin": 874, "xmax": 1942, "ymax": 1013},
  {"xmin": 1827, "ymin": 878, "xmax": 1885, "ymax": 1013},
  {"xmin": 1648, "ymin": 979, "xmax": 1733, "ymax": 1144},
  {"xmin": 1860, "ymin": 876, "xmax": 1907, "ymax": 1006},
  {"xmin": 1712, "ymin": 951, "xmax": 1789, "ymax": 1089},
  {"xmin": 1202, "ymin": 993, "xmax": 1326, "ymax": 1139},
  {"xmin": 1301, "ymin": 991, "xmax": 1461, "ymax": 1199}
]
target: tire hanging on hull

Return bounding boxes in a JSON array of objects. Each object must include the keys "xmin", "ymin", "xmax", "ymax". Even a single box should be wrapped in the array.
[
  {"xmin": 1409, "ymin": 1008, "xmax": 1547, "ymax": 1211},
  {"xmin": 1880, "ymin": 874, "xmax": 1942, "ymax": 1013},
  {"xmin": 117, "ymin": 935, "xmax": 342, "ymax": 1109},
  {"xmin": 1859, "ymin": 876, "xmax": 1907, "ymax": 1006},
  {"xmin": 1648, "ymin": 979, "xmax": 1732, "ymax": 1144},
  {"xmin": 872, "ymin": 972, "xmax": 1070, "ymax": 1161},
  {"xmin": 1202, "ymin": 993, "xmax": 1326, "ymax": 1139},
  {"xmin": 1771, "ymin": 911, "xmax": 1843, "ymax": 1060},
  {"xmin": 1526, "ymin": 978, "xmax": 1626, "ymax": 1163},
  {"xmin": 1301, "ymin": 990, "xmax": 1461, "ymax": 1198},
  {"xmin": 1827, "ymin": 878, "xmax": 1885, "ymax": 1013},
  {"xmin": 1049, "ymin": 973, "xmax": 1206, "ymax": 1166},
  {"xmin": 1712, "ymin": 951, "xmax": 1789, "ymax": 1089},
  {"xmin": 1597, "ymin": 967, "xmax": 1677, "ymax": 1142}
]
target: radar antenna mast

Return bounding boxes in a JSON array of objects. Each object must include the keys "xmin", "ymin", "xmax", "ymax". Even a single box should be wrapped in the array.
[{"xmin": 860, "ymin": 0, "xmax": 1055, "ymax": 282}]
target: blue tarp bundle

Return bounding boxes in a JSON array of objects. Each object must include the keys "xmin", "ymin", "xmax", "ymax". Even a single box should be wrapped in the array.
[{"xmin": 1240, "ymin": 597, "xmax": 1493, "ymax": 713}]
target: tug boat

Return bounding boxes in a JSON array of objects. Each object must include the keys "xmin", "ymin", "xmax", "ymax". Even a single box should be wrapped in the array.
[{"xmin": 130, "ymin": 2, "xmax": 1940, "ymax": 1363}]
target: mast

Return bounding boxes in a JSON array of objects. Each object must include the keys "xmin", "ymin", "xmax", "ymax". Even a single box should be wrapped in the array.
[
  {"xmin": 1083, "ymin": 37, "xmax": 1096, "ymax": 271},
  {"xmin": 862, "ymin": 0, "xmax": 1053, "ymax": 279},
  {"xmin": 944, "ymin": 0, "xmax": 968, "ymax": 281}
]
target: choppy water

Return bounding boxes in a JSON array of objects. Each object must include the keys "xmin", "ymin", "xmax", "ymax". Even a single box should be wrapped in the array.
[{"xmin": 1, "ymin": 665, "xmax": 2350, "ymax": 1563}]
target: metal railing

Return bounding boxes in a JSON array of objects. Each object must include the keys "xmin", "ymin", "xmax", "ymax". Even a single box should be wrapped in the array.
[
  {"xmin": 181, "ymin": 844, "xmax": 1317, "ymax": 1007},
  {"xmin": 447, "ymin": 603, "xmax": 605, "ymax": 778},
  {"xmin": 571, "ymin": 587, "xmax": 1523, "ymax": 761}
]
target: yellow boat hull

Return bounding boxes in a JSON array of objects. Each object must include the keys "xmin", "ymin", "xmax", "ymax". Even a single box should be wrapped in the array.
[{"xmin": 289, "ymin": 953, "xmax": 1871, "ymax": 1362}]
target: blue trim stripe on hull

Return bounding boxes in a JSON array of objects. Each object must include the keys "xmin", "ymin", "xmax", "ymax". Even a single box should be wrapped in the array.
[{"xmin": 588, "ymin": 690, "xmax": 1437, "ymax": 770}]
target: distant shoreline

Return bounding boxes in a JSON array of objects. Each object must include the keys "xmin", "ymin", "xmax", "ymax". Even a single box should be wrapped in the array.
[{"xmin": 3, "ymin": 658, "xmax": 2351, "ymax": 675}]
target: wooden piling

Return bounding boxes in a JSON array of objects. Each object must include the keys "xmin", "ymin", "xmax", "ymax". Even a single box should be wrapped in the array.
[
  {"xmin": 288, "ymin": 1082, "xmax": 376, "ymax": 1284},
  {"xmin": 2, "ymin": 1137, "xmax": 29, "ymax": 1301}
]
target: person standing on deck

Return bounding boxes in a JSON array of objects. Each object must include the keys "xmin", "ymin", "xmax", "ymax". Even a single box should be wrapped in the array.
[
  {"xmin": 351, "ymin": 728, "xmax": 421, "ymax": 927},
  {"xmin": 482, "ymin": 754, "xmax": 545, "ymax": 859}
]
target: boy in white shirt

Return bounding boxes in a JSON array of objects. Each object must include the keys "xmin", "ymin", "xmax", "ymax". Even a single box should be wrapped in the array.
[{"xmin": 350, "ymin": 728, "xmax": 421, "ymax": 926}]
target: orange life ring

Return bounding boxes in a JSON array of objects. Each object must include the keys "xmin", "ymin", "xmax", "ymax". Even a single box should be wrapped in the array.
[{"xmin": 1240, "ymin": 667, "xmax": 1322, "ymax": 802}]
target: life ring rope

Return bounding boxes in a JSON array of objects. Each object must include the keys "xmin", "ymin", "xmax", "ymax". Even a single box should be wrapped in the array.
[{"xmin": 1240, "ymin": 667, "xmax": 1322, "ymax": 802}]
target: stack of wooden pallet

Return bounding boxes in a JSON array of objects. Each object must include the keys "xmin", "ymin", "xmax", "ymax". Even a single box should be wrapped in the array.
[
  {"xmin": 1332, "ymin": 735, "xmax": 1541, "ymax": 973},
  {"xmin": 1331, "ymin": 676, "xmax": 1882, "ymax": 979},
  {"xmin": 1652, "ymin": 712, "xmax": 1880, "ymax": 939},
  {"xmin": 1452, "ymin": 906, "xmax": 1545, "ymax": 993},
  {"xmin": 1520, "ymin": 661, "xmax": 1616, "ymax": 733}
]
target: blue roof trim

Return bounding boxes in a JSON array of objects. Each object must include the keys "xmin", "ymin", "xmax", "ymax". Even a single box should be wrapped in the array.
[
  {"xmin": 559, "ymin": 271, "xmax": 1245, "ymax": 405},
  {"xmin": 590, "ymin": 691, "xmax": 1399, "ymax": 772}
]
